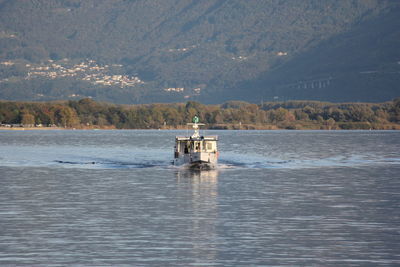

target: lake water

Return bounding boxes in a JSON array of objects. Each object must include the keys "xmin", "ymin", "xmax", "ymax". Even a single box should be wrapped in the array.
[{"xmin": 0, "ymin": 130, "xmax": 399, "ymax": 266}]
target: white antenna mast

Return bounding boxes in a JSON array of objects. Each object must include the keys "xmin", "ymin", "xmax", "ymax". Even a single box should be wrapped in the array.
[{"xmin": 187, "ymin": 115, "xmax": 204, "ymax": 138}]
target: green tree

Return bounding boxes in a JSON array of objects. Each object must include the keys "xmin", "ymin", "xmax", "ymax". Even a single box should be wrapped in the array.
[
  {"xmin": 348, "ymin": 105, "xmax": 374, "ymax": 122},
  {"xmin": 294, "ymin": 109, "xmax": 309, "ymax": 121},
  {"xmin": 163, "ymin": 107, "xmax": 182, "ymax": 127},
  {"xmin": 330, "ymin": 108, "xmax": 346, "ymax": 122}
]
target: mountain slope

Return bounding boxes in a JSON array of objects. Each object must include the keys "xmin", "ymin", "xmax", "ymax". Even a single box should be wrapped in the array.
[
  {"xmin": 231, "ymin": 6, "xmax": 400, "ymax": 103},
  {"xmin": 0, "ymin": 0, "xmax": 399, "ymax": 103}
]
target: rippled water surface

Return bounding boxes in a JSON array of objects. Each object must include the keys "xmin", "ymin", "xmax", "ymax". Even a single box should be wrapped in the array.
[{"xmin": 0, "ymin": 130, "xmax": 399, "ymax": 266}]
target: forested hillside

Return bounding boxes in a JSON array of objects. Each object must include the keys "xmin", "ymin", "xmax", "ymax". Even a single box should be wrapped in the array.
[
  {"xmin": 234, "ymin": 7, "xmax": 400, "ymax": 103},
  {"xmin": 0, "ymin": 0, "xmax": 399, "ymax": 103}
]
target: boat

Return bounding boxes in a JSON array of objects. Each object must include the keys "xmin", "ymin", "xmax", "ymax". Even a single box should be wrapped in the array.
[{"xmin": 173, "ymin": 116, "xmax": 218, "ymax": 170}]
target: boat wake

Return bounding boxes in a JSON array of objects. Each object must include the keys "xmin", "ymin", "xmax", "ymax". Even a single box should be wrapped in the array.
[
  {"xmin": 2, "ymin": 152, "xmax": 399, "ymax": 170},
  {"xmin": 53, "ymin": 159, "xmax": 169, "ymax": 169},
  {"xmin": 7, "ymin": 153, "xmax": 399, "ymax": 170},
  {"xmin": 218, "ymin": 155, "xmax": 400, "ymax": 170}
]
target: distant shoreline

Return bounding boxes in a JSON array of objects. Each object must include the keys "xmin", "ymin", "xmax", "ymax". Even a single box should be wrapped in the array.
[
  {"xmin": 1, "ymin": 125, "xmax": 399, "ymax": 131},
  {"xmin": 0, "ymin": 127, "xmax": 64, "ymax": 131},
  {"xmin": 1, "ymin": 98, "xmax": 400, "ymax": 131}
]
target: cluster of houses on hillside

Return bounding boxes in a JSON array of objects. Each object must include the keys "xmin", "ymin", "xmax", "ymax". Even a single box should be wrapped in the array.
[
  {"xmin": 1, "ymin": 61, "xmax": 15, "ymax": 66},
  {"xmin": 164, "ymin": 87, "xmax": 184, "ymax": 92},
  {"xmin": 25, "ymin": 59, "xmax": 144, "ymax": 88},
  {"xmin": 84, "ymin": 74, "xmax": 142, "ymax": 87},
  {"xmin": 162, "ymin": 86, "xmax": 203, "ymax": 100},
  {"xmin": 167, "ymin": 45, "xmax": 197, "ymax": 53}
]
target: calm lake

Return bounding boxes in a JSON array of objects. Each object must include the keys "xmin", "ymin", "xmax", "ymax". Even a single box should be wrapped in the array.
[{"xmin": 0, "ymin": 130, "xmax": 399, "ymax": 266}]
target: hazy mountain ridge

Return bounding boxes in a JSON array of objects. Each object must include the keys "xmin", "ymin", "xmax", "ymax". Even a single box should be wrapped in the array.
[
  {"xmin": 233, "ymin": 6, "xmax": 400, "ymax": 103},
  {"xmin": 0, "ymin": 0, "xmax": 399, "ymax": 103}
]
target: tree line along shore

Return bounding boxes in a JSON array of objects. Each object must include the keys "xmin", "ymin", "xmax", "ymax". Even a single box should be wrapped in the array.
[{"xmin": 1, "ymin": 98, "xmax": 399, "ymax": 130}]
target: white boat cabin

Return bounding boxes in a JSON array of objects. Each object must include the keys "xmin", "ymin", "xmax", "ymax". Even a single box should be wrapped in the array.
[{"xmin": 173, "ymin": 116, "xmax": 218, "ymax": 169}]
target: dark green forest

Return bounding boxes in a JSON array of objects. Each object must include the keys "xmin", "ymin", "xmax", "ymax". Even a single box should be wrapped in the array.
[{"xmin": 1, "ymin": 98, "xmax": 399, "ymax": 130}]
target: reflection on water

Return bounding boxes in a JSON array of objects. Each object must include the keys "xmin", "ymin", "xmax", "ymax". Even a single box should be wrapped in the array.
[
  {"xmin": 176, "ymin": 169, "xmax": 219, "ymax": 265},
  {"xmin": 176, "ymin": 168, "xmax": 219, "ymax": 181}
]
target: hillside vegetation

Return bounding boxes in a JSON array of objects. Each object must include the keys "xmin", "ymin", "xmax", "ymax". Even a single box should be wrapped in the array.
[{"xmin": 0, "ymin": 0, "xmax": 399, "ymax": 103}]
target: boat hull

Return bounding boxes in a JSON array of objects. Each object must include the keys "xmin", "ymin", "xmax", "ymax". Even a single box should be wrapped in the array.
[
  {"xmin": 188, "ymin": 161, "xmax": 216, "ymax": 170},
  {"xmin": 173, "ymin": 151, "xmax": 218, "ymax": 169}
]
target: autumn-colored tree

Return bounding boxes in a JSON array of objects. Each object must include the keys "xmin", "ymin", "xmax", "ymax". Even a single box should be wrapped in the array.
[
  {"xmin": 53, "ymin": 106, "xmax": 80, "ymax": 127},
  {"xmin": 390, "ymin": 98, "xmax": 400, "ymax": 122},
  {"xmin": 21, "ymin": 113, "xmax": 35, "ymax": 126}
]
